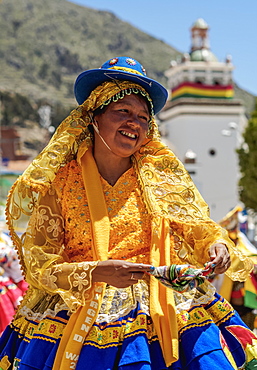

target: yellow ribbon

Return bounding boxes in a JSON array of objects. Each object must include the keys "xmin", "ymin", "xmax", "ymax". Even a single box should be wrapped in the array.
[
  {"xmin": 150, "ymin": 218, "xmax": 179, "ymax": 366},
  {"xmin": 53, "ymin": 147, "xmax": 108, "ymax": 369}
]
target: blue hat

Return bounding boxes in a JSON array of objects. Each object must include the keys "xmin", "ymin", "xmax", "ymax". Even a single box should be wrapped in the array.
[{"xmin": 74, "ymin": 56, "xmax": 168, "ymax": 114}]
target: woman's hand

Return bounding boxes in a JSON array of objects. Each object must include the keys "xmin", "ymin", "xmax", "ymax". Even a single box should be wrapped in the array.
[
  {"xmin": 92, "ymin": 260, "xmax": 152, "ymax": 288},
  {"xmin": 207, "ymin": 243, "xmax": 231, "ymax": 274}
]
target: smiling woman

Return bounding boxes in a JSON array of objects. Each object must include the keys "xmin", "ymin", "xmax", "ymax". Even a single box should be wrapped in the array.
[
  {"xmin": 92, "ymin": 94, "xmax": 150, "ymax": 185},
  {"xmin": 0, "ymin": 56, "xmax": 256, "ymax": 370}
]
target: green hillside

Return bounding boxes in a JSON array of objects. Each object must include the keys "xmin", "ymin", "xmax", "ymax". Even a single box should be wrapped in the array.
[{"xmin": 0, "ymin": 0, "xmax": 180, "ymax": 108}]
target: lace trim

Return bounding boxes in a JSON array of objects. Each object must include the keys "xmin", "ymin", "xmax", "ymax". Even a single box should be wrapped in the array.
[
  {"xmin": 19, "ymin": 301, "xmax": 69, "ymax": 321},
  {"xmin": 17, "ymin": 289, "xmax": 69, "ymax": 321},
  {"xmin": 18, "ymin": 280, "xmax": 216, "ymax": 323},
  {"xmin": 96, "ymin": 280, "xmax": 150, "ymax": 323}
]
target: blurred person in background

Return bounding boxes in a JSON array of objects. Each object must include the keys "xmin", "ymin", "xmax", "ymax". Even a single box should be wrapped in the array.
[{"xmin": 0, "ymin": 229, "xmax": 28, "ymax": 335}]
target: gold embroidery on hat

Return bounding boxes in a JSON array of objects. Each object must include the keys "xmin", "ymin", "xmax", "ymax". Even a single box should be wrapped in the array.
[{"xmin": 107, "ymin": 66, "xmax": 144, "ymax": 76}]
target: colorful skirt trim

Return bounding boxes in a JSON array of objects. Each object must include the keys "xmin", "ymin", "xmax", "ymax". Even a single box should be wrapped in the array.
[{"xmin": 1, "ymin": 293, "xmax": 257, "ymax": 369}]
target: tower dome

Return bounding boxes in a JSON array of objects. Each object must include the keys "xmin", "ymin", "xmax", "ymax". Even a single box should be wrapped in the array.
[
  {"xmin": 190, "ymin": 49, "xmax": 218, "ymax": 62},
  {"xmin": 192, "ymin": 18, "xmax": 208, "ymax": 29}
]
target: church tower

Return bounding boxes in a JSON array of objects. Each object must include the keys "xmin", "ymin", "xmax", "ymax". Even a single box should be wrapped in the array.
[{"xmin": 158, "ymin": 19, "xmax": 247, "ymax": 221}]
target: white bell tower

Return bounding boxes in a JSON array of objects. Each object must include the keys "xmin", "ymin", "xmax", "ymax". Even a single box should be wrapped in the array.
[{"xmin": 158, "ymin": 19, "xmax": 247, "ymax": 221}]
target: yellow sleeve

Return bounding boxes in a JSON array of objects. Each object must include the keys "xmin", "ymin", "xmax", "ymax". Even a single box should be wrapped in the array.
[
  {"xmin": 169, "ymin": 217, "xmax": 253, "ymax": 281},
  {"xmin": 7, "ymin": 174, "xmax": 97, "ymax": 313},
  {"xmin": 171, "ymin": 218, "xmax": 233, "ymax": 265},
  {"xmin": 24, "ymin": 187, "xmax": 97, "ymax": 312}
]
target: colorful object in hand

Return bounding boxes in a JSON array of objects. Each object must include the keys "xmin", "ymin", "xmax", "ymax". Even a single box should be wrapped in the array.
[{"xmin": 149, "ymin": 264, "xmax": 215, "ymax": 293}]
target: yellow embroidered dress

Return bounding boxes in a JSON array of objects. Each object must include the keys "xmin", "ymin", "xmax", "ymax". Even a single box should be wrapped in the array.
[
  {"xmin": 1, "ymin": 158, "xmax": 257, "ymax": 370},
  {"xmin": 0, "ymin": 80, "xmax": 256, "ymax": 370}
]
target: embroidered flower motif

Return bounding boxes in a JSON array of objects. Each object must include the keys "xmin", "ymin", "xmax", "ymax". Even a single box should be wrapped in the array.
[
  {"xmin": 37, "ymin": 208, "xmax": 49, "ymax": 226},
  {"xmin": 47, "ymin": 218, "xmax": 62, "ymax": 237},
  {"xmin": 109, "ymin": 58, "xmax": 118, "ymax": 66},
  {"xmin": 73, "ymin": 272, "xmax": 88, "ymax": 291},
  {"xmin": 49, "ymin": 324, "xmax": 57, "ymax": 333},
  {"xmin": 140, "ymin": 317, "xmax": 146, "ymax": 325},
  {"xmin": 217, "ymin": 302, "xmax": 226, "ymax": 312},
  {"xmin": 112, "ymin": 330, "xmax": 119, "ymax": 339},
  {"xmin": 126, "ymin": 58, "xmax": 136, "ymax": 66}
]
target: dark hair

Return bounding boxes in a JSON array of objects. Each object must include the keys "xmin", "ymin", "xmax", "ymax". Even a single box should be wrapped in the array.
[{"xmin": 92, "ymin": 104, "xmax": 108, "ymax": 118}]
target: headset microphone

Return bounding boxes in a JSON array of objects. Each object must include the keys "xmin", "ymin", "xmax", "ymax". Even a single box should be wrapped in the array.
[
  {"xmin": 92, "ymin": 121, "xmax": 100, "ymax": 135},
  {"xmin": 92, "ymin": 121, "xmax": 113, "ymax": 153}
]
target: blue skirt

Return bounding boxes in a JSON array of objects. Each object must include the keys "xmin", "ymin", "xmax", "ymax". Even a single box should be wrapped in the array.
[{"xmin": 0, "ymin": 293, "xmax": 256, "ymax": 369}]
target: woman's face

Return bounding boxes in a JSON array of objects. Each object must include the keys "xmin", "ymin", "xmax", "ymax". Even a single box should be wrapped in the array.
[{"xmin": 94, "ymin": 94, "xmax": 150, "ymax": 158}]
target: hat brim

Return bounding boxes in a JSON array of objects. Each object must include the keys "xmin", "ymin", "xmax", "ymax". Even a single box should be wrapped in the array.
[{"xmin": 74, "ymin": 69, "xmax": 168, "ymax": 114}]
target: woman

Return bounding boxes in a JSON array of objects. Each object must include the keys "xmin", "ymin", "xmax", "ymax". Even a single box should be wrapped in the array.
[{"xmin": 0, "ymin": 56, "xmax": 256, "ymax": 370}]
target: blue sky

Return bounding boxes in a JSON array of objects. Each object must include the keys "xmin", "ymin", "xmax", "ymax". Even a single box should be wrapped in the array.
[{"xmin": 69, "ymin": 0, "xmax": 257, "ymax": 97}]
